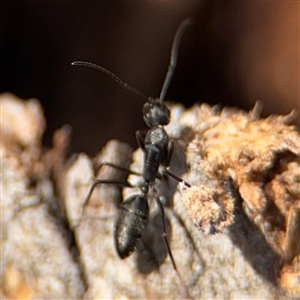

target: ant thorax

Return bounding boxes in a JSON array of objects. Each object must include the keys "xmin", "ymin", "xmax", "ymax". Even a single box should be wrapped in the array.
[{"xmin": 124, "ymin": 102, "xmax": 189, "ymax": 202}]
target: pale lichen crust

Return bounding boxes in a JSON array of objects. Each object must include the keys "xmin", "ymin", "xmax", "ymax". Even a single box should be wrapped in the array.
[
  {"xmin": 180, "ymin": 180, "xmax": 235, "ymax": 235},
  {"xmin": 179, "ymin": 102, "xmax": 300, "ymax": 296}
]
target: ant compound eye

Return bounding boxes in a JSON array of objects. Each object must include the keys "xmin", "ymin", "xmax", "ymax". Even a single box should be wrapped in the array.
[{"xmin": 142, "ymin": 99, "xmax": 170, "ymax": 128}]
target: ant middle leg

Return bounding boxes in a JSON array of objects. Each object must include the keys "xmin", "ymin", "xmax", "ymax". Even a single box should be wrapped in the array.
[
  {"xmin": 96, "ymin": 161, "xmax": 142, "ymax": 177},
  {"xmin": 163, "ymin": 167, "xmax": 191, "ymax": 188},
  {"xmin": 83, "ymin": 162, "xmax": 143, "ymax": 210}
]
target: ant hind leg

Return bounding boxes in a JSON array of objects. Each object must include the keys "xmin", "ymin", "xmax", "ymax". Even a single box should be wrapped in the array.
[{"xmin": 155, "ymin": 196, "xmax": 190, "ymax": 298}]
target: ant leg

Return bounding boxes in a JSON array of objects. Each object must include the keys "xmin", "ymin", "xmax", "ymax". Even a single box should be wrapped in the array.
[
  {"xmin": 97, "ymin": 161, "xmax": 142, "ymax": 176},
  {"xmin": 84, "ymin": 161, "xmax": 143, "ymax": 209},
  {"xmin": 155, "ymin": 196, "xmax": 177, "ymax": 271},
  {"xmin": 155, "ymin": 196, "xmax": 190, "ymax": 298},
  {"xmin": 83, "ymin": 179, "xmax": 133, "ymax": 210},
  {"xmin": 159, "ymin": 18, "xmax": 193, "ymax": 101},
  {"xmin": 164, "ymin": 167, "xmax": 191, "ymax": 188},
  {"xmin": 136, "ymin": 130, "xmax": 146, "ymax": 151},
  {"xmin": 166, "ymin": 140, "xmax": 174, "ymax": 166}
]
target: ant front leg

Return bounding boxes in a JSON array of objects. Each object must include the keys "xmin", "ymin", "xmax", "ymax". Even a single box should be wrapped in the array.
[
  {"xmin": 136, "ymin": 129, "xmax": 147, "ymax": 151},
  {"xmin": 166, "ymin": 139, "xmax": 174, "ymax": 166}
]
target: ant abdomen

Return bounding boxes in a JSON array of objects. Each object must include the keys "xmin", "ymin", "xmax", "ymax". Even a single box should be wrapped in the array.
[{"xmin": 114, "ymin": 194, "xmax": 149, "ymax": 258}]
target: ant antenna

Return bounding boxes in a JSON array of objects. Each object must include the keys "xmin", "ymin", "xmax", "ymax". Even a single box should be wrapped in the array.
[
  {"xmin": 72, "ymin": 18, "xmax": 192, "ymax": 103},
  {"xmin": 159, "ymin": 18, "xmax": 193, "ymax": 101},
  {"xmin": 71, "ymin": 61, "xmax": 147, "ymax": 100}
]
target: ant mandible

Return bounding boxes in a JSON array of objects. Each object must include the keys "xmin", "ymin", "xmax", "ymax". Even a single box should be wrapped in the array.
[{"xmin": 72, "ymin": 18, "xmax": 192, "ymax": 275}]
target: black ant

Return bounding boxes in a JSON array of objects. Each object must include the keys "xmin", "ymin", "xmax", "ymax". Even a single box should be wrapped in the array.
[{"xmin": 72, "ymin": 18, "xmax": 192, "ymax": 280}]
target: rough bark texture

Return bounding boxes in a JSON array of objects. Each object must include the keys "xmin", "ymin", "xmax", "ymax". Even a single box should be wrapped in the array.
[{"xmin": 1, "ymin": 93, "xmax": 299, "ymax": 299}]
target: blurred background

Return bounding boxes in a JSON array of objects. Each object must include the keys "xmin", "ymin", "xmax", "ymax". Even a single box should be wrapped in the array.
[{"xmin": 0, "ymin": 1, "xmax": 299, "ymax": 155}]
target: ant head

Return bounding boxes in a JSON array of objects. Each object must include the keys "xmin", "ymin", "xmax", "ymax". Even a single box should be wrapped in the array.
[{"xmin": 142, "ymin": 98, "xmax": 170, "ymax": 128}]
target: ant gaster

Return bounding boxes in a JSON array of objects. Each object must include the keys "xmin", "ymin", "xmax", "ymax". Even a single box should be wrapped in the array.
[{"xmin": 72, "ymin": 18, "xmax": 192, "ymax": 273}]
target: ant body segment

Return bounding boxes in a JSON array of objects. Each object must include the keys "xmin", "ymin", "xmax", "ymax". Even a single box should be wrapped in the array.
[{"xmin": 72, "ymin": 19, "xmax": 192, "ymax": 275}]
